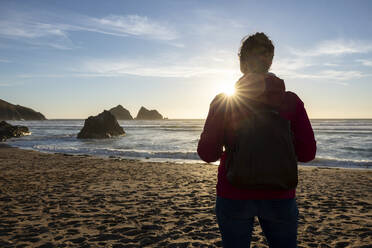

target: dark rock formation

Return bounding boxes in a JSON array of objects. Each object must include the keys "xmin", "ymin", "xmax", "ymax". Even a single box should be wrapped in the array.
[
  {"xmin": 136, "ymin": 107, "xmax": 163, "ymax": 120},
  {"xmin": 109, "ymin": 105, "xmax": 133, "ymax": 120},
  {"xmin": 77, "ymin": 111, "xmax": 125, "ymax": 139},
  {"xmin": 0, "ymin": 121, "xmax": 30, "ymax": 141},
  {"xmin": 0, "ymin": 99, "xmax": 46, "ymax": 120}
]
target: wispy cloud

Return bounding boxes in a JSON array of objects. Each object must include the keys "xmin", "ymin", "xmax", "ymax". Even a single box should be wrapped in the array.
[
  {"xmin": 0, "ymin": 11, "xmax": 178, "ymax": 49},
  {"xmin": 0, "ymin": 19, "xmax": 67, "ymax": 38},
  {"xmin": 272, "ymin": 57, "xmax": 368, "ymax": 82},
  {"xmin": 323, "ymin": 62, "xmax": 340, "ymax": 67},
  {"xmin": 286, "ymin": 70, "xmax": 364, "ymax": 82},
  {"xmin": 0, "ymin": 14, "xmax": 75, "ymax": 49},
  {"xmin": 272, "ymin": 39, "xmax": 372, "ymax": 82},
  {"xmin": 17, "ymin": 74, "xmax": 70, "ymax": 79},
  {"xmin": 85, "ymin": 15, "xmax": 177, "ymax": 41},
  {"xmin": 16, "ymin": 50, "xmax": 369, "ymax": 82},
  {"xmin": 291, "ymin": 39, "xmax": 372, "ymax": 57},
  {"xmin": 357, "ymin": 59, "xmax": 372, "ymax": 67},
  {"xmin": 17, "ymin": 51, "xmax": 238, "ymax": 79},
  {"xmin": 272, "ymin": 58, "xmax": 313, "ymax": 72},
  {"xmin": 0, "ymin": 58, "xmax": 11, "ymax": 63},
  {"xmin": 81, "ymin": 54, "xmax": 237, "ymax": 78},
  {"xmin": 0, "ymin": 81, "xmax": 24, "ymax": 87}
]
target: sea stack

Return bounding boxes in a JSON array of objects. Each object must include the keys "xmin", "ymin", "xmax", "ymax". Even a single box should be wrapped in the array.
[
  {"xmin": 0, "ymin": 121, "xmax": 30, "ymax": 142},
  {"xmin": 77, "ymin": 111, "xmax": 125, "ymax": 139},
  {"xmin": 0, "ymin": 99, "xmax": 46, "ymax": 120},
  {"xmin": 136, "ymin": 107, "xmax": 163, "ymax": 120},
  {"xmin": 109, "ymin": 105, "xmax": 133, "ymax": 120}
]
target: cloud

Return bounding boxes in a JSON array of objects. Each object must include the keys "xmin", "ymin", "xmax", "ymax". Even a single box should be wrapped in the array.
[
  {"xmin": 272, "ymin": 39, "xmax": 372, "ymax": 82},
  {"xmin": 323, "ymin": 63, "xmax": 340, "ymax": 67},
  {"xmin": 0, "ymin": 58, "xmax": 11, "ymax": 63},
  {"xmin": 80, "ymin": 55, "xmax": 236, "ymax": 78},
  {"xmin": 288, "ymin": 70, "xmax": 364, "ymax": 81},
  {"xmin": 85, "ymin": 15, "xmax": 177, "ymax": 41},
  {"xmin": 0, "ymin": 81, "xmax": 24, "ymax": 87},
  {"xmin": 291, "ymin": 39, "xmax": 372, "ymax": 57},
  {"xmin": 357, "ymin": 59, "xmax": 372, "ymax": 67},
  {"xmin": 272, "ymin": 57, "xmax": 368, "ymax": 82},
  {"xmin": 0, "ymin": 19, "xmax": 67, "ymax": 39},
  {"xmin": 17, "ymin": 74, "xmax": 70, "ymax": 79},
  {"xmin": 17, "ymin": 51, "xmax": 238, "ymax": 79},
  {"xmin": 0, "ymin": 11, "xmax": 178, "ymax": 49},
  {"xmin": 17, "ymin": 48, "xmax": 369, "ymax": 82},
  {"xmin": 271, "ymin": 58, "xmax": 312, "ymax": 72},
  {"xmin": 271, "ymin": 58, "xmax": 312, "ymax": 79},
  {"xmin": 0, "ymin": 15, "xmax": 76, "ymax": 49}
]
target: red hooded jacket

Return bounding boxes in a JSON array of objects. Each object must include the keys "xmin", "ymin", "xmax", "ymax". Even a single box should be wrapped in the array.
[{"xmin": 197, "ymin": 73, "xmax": 316, "ymax": 199}]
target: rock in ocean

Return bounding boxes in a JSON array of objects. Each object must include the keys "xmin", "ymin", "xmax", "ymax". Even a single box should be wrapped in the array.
[
  {"xmin": 0, "ymin": 99, "xmax": 46, "ymax": 120},
  {"xmin": 77, "ymin": 111, "xmax": 125, "ymax": 139},
  {"xmin": 109, "ymin": 105, "xmax": 133, "ymax": 120},
  {"xmin": 0, "ymin": 121, "xmax": 30, "ymax": 141},
  {"xmin": 136, "ymin": 107, "xmax": 163, "ymax": 120}
]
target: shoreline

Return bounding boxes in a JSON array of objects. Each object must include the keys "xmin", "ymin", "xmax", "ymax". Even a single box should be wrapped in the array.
[
  {"xmin": 0, "ymin": 146, "xmax": 371, "ymax": 247},
  {"xmin": 3, "ymin": 143, "xmax": 372, "ymax": 170}
]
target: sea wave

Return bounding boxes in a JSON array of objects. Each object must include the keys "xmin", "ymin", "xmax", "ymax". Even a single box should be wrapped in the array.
[
  {"xmin": 11, "ymin": 143, "xmax": 372, "ymax": 169},
  {"xmin": 4, "ymin": 119, "xmax": 372, "ymax": 169},
  {"xmin": 31, "ymin": 145, "xmax": 201, "ymax": 161},
  {"xmin": 304, "ymin": 157, "xmax": 371, "ymax": 169}
]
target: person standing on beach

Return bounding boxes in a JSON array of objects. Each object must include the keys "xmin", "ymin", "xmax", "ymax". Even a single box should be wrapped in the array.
[{"xmin": 197, "ymin": 33, "xmax": 316, "ymax": 247}]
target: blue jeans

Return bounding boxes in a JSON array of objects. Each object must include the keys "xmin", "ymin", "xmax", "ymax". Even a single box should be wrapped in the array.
[{"xmin": 215, "ymin": 196, "xmax": 298, "ymax": 248}]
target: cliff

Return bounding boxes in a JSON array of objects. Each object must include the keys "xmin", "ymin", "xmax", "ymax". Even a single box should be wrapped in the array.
[{"xmin": 0, "ymin": 99, "xmax": 46, "ymax": 120}]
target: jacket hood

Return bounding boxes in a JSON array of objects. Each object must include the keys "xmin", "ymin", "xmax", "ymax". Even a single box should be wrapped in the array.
[{"xmin": 235, "ymin": 72, "xmax": 285, "ymax": 107}]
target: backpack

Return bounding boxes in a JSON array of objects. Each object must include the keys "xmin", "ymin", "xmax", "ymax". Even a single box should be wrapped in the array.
[{"xmin": 225, "ymin": 100, "xmax": 298, "ymax": 190}]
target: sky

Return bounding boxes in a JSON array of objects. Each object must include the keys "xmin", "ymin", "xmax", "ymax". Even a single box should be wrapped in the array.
[{"xmin": 0, "ymin": 0, "xmax": 372, "ymax": 119}]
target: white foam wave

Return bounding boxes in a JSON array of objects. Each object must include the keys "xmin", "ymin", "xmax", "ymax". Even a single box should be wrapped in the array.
[{"xmin": 304, "ymin": 157, "xmax": 371, "ymax": 169}]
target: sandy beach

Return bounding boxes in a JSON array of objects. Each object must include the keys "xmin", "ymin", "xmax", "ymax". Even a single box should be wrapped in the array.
[{"xmin": 0, "ymin": 145, "xmax": 371, "ymax": 248}]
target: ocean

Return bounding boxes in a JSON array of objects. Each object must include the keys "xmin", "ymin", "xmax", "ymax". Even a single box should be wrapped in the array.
[{"xmin": 5, "ymin": 119, "xmax": 372, "ymax": 169}]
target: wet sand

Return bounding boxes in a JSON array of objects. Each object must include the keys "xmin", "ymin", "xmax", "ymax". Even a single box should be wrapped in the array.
[{"xmin": 0, "ymin": 145, "xmax": 371, "ymax": 247}]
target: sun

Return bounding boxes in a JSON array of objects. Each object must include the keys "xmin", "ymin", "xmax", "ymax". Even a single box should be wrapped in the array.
[{"xmin": 220, "ymin": 82, "xmax": 236, "ymax": 96}]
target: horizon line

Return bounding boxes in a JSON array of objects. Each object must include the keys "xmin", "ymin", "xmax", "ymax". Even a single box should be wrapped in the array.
[{"xmin": 12, "ymin": 117, "xmax": 372, "ymax": 121}]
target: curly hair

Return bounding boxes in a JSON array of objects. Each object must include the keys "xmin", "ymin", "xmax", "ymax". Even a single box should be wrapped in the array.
[{"xmin": 239, "ymin": 32, "xmax": 274, "ymax": 74}]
